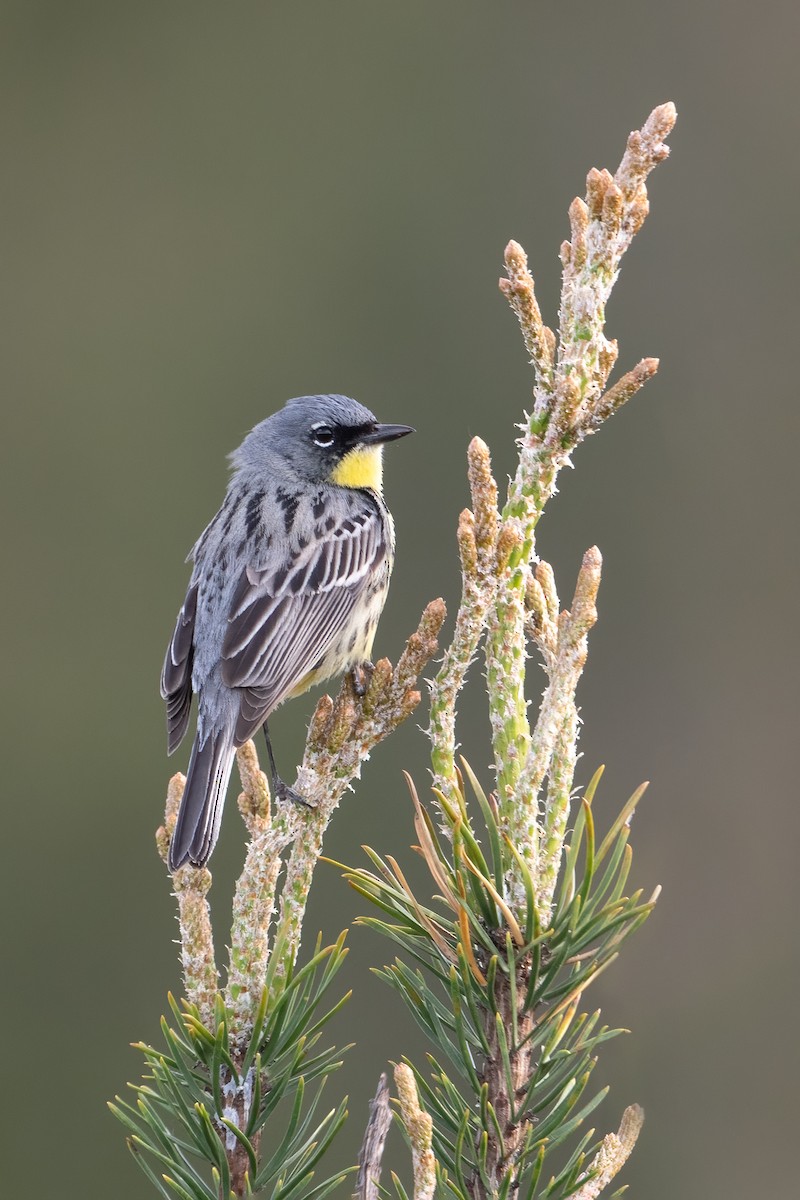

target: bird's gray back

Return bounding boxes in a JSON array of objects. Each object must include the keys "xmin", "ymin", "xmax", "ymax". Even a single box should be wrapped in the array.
[{"xmin": 189, "ymin": 477, "xmax": 392, "ymax": 692}]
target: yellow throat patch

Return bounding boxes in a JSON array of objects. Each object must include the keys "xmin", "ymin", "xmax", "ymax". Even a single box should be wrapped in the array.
[{"xmin": 330, "ymin": 444, "xmax": 384, "ymax": 492}]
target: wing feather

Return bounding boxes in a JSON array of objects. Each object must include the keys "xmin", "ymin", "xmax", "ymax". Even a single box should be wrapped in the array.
[
  {"xmin": 221, "ymin": 502, "xmax": 388, "ymax": 738},
  {"xmin": 161, "ymin": 580, "xmax": 199, "ymax": 754}
]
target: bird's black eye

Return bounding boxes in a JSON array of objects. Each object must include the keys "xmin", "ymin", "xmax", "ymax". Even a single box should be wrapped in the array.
[{"xmin": 311, "ymin": 423, "xmax": 335, "ymax": 448}]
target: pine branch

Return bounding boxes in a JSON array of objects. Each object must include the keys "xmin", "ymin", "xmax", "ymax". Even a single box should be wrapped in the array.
[
  {"xmin": 394, "ymin": 1063, "xmax": 437, "ymax": 1200},
  {"xmin": 350, "ymin": 102, "xmax": 675, "ymax": 1200},
  {"xmin": 117, "ymin": 601, "xmax": 444, "ymax": 1198}
]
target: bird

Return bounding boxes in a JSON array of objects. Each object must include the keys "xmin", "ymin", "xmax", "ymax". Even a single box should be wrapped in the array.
[{"xmin": 161, "ymin": 393, "xmax": 414, "ymax": 871}]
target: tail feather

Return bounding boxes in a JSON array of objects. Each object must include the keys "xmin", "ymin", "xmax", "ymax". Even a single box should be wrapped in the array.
[{"xmin": 168, "ymin": 728, "xmax": 235, "ymax": 871}]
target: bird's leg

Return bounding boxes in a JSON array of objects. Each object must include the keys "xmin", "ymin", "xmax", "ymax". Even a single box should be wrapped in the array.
[
  {"xmin": 349, "ymin": 660, "xmax": 375, "ymax": 698},
  {"xmin": 262, "ymin": 721, "xmax": 311, "ymax": 808}
]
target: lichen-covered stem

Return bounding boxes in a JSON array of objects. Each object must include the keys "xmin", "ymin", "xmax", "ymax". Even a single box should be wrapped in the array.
[
  {"xmin": 504, "ymin": 438, "xmax": 559, "ymax": 534},
  {"xmin": 486, "ymin": 460, "xmax": 557, "ymax": 867},
  {"xmin": 157, "ymin": 774, "xmax": 218, "ymax": 1026},
  {"xmin": 429, "ymin": 441, "xmax": 498, "ymax": 805},
  {"xmin": 270, "ymin": 600, "xmax": 446, "ymax": 984},
  {"xmin": 394, "ymin": 1064, "xmax": 437, "ymax": 1200},
  {"xmin": 485, "ymin": 557, "xmax": 531, "ymax": 808},
  {"xmin": 537, "ymin": 548, "xmax": 600, "ymax": 917},
  {"xmin": 537, "ymin": 705, "xmax": 578, "ymax": 919},
  {"xmin": 570, "ymin": 1106, "xmax": 644, "ymax": 1200},
  {"xmin": 271, "ymin": 779, "xmax": 350, "ymax": 984},
  {"xmin": 173, "ymin": 871, "xmax": 217, "ymax": 1026},
  {"xmin": 429, "ymin": 508, "xmax": 494, "ymax": 800},
  {"xmin": 225, "ymin": 743, "xmax": 285, "ymax": 1033},
  {"xmin": 484, "ymin": 104, "xmax": 674, "ymax": 922},
  {"xmin": 508, "ymin": 549, "xmax": 601, "ymax": 918},
  {"xmin": 356, "ymin": 1075, "xmax": 392, "ymax": 1200}
]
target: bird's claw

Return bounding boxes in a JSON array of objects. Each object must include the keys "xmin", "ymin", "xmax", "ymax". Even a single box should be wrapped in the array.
[
  {"xmin": 350, "ymin": 661, "xmax": 375, "ymax": 698},
  {"xmin": 274, "ymin": 776, "xmax": 313, "ymax": 809}
]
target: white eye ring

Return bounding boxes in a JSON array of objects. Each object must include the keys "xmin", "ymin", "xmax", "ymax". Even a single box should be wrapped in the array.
[{"xmin": 311, "ymin": 422, "xmax": 335, "ymax": 447}]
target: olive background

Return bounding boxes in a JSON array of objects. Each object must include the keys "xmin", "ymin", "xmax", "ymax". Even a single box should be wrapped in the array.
[{"xmin": 2, "ymin": 2, "xmax": 798, "ymax": 1196}]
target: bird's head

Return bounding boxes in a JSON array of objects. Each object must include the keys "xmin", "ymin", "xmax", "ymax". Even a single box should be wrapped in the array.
[{"xmin": 233, "ymin": 394, "xmax": 414, "ymax": 492}]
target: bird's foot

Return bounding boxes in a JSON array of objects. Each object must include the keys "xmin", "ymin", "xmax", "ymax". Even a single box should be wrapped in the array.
[
  {"xmin": 350, "ymin": 660, "xmax": 375, "ymax": 698},
  {"xmin": 273, "ymin": 775, "xmax": 313, "ymax": 809}
]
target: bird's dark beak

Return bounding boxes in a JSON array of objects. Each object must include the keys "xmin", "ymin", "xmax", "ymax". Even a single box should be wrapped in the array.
[{"xmin": 361, "ymin": 423, "xmax": 415, "ymax": 445}]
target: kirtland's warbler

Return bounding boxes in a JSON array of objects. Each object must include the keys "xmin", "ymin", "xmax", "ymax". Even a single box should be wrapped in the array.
[{"xmin": 161, "ymin": 394, "xmax": 413, "ymax": 871}]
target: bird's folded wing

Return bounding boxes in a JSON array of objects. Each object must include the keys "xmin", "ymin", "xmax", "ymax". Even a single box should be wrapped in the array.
[
  {"xmin": 220, "ymin": 504, "xmax": 388, "ymax": 738},
  {"xmin": 160, "ymin": 580, "xmax": 199, "ymax": 753}
]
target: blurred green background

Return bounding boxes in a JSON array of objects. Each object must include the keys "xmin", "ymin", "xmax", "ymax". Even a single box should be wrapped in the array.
[{"xmin": 2, "ymin": 0, "xmax": 798, "ymax": 1195}]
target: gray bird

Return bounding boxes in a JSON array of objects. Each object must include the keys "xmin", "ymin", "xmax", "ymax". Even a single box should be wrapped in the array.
[{"xmin": 161, "ymin": 394, "xmax": 413, "ymax": 870}]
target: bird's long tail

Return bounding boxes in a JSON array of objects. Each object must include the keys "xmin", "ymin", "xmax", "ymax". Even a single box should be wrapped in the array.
[{"xmin": 168, "ymin": 727, "xmax": 235, "ymax": 871}]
